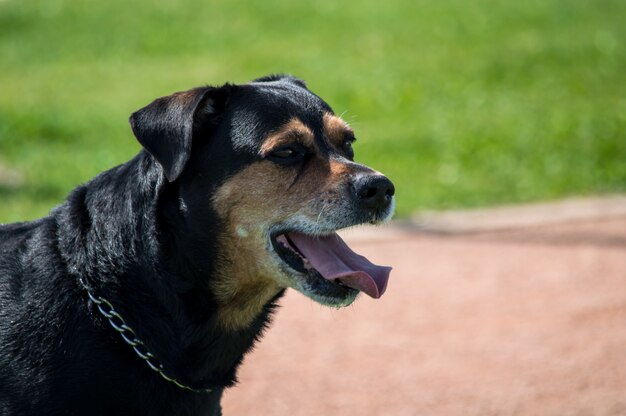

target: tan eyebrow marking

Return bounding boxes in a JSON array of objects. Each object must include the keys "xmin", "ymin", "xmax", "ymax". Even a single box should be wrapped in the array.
[
  {"xmin": 260, "ymin": 118, "xmax": 315, "ymax": 155},
  {"xmin": 323, "ymin": 113, "xmax": 354, "ymax": 148}
]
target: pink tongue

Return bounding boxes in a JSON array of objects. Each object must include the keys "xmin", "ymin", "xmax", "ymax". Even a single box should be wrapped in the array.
[{"xmin": 286, "ymin": 232, "xmax": 391, "ymax": 299}]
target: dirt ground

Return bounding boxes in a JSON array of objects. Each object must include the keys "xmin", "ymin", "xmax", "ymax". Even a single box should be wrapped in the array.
[{"xmin": 223, "ymin": 217, "xmax": 626, "ymax": 415}]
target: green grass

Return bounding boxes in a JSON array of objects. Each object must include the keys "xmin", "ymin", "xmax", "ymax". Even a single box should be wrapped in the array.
[{"xmin": 1, "ymin": 0, "xmax": 625, "ymax": 222}]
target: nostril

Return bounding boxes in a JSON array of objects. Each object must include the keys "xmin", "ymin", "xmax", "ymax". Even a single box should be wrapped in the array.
[
  {"xmin": 385, "ymin": 182, "xmax": 395, "ymax": 198},
  {"xmin": 360, "ymin": 187, "xmax": 378, "ymax": 200}
]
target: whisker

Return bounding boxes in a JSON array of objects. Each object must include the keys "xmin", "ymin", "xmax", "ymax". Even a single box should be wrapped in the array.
[{"xmin": 315, "ymin": 203, "xmax": 329, "ymax": 237}]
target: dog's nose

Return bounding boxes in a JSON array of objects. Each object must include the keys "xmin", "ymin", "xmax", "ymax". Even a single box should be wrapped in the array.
[{"xmin": 354, "ymin": 175, "xmax": 395, "ymax": 211}]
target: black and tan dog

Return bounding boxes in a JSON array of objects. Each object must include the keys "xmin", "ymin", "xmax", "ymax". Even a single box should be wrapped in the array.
[{"xmin": 0, "ymin": 75, "xmax": 394, "ymax": 415}]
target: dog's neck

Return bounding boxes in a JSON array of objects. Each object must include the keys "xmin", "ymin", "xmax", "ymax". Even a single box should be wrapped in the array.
[{"xmin": 54, "ymin": 152, "xmax": 282, "ymax": 390}]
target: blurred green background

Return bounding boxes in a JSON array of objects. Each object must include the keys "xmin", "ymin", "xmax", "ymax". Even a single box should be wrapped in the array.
[{"xmin": 1, "ymin": 0, "xmax": 625, "ymax": 223}]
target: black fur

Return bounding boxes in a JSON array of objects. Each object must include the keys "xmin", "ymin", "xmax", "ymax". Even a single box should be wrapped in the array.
[{"xmin": 0, "ymin": 75, "xmax": 337, "ymax": 415}]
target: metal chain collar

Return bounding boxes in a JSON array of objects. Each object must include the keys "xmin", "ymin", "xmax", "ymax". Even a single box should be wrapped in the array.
[{"xmin": 78, "ymin": 278, "xmax": 212, "ymax": 394}]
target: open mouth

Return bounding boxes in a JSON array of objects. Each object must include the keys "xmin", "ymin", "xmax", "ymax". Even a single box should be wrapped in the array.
[{"xmin": 270, "ymin": 230, "xmax": 392, "ymax": 302}]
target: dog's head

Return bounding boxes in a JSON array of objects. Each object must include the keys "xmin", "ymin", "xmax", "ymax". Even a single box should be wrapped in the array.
[{"xmin": 130, "ymin": 75, "xmax": 394, "ymax": 327}]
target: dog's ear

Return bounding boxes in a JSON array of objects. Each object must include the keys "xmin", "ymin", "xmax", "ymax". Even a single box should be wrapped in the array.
[{"xmin": 129, "ymin": 85, "xmax": 231, "ymax": 182}]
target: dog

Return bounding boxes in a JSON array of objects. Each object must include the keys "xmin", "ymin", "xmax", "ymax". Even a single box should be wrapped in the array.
[{"xmin": 0, "ymin": 75, "xmax": 395, "ymax": 415}]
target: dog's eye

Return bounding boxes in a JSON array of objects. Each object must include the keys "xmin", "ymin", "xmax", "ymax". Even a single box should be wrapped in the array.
[
  {"xmin": 273, "ymin": 148, "xmax": 296, "ymax": 158},
  {"xmin": 267, "ymin": 144, "xmax": 308, "ymax": 165},
  {"xmin": 342, "ymin": 139, "xmax": 355, "ymax": 160}
]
